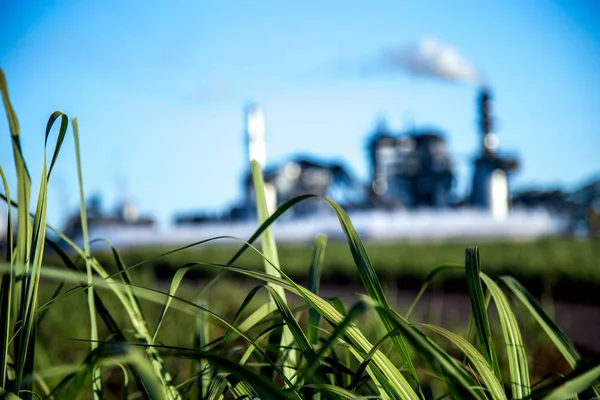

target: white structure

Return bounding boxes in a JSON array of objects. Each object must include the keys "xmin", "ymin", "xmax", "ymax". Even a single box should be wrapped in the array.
[
  {"xmin": 244, "ymin": 102, "xmax": 276, "ymax": 215},
  {"xmin": 245, "ymin": 103, "xmax": 266, "ymax": 168},
  {"xmin": 490, "ymin": 169, "xmax": 508, "ymax": 220},
  {"xmin": 69, "ymin": 208, "xmax": 566, "ymax": 250}
]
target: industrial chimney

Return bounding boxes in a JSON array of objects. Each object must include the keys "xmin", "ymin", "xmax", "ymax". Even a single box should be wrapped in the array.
[
  {"xmin": 471, "ymin": 87, "xmax": 517, "ymax": 218},
  {"xmin": 478, "ymin": 88, "xmax": 499, "ymax": 155},
  {"xmin": 243, "ymin": 102, "xmax": 277, "ymax": 215},
  {"xmin": 245, "ymin": 102, "xmax": 266, "ymax": 168}
]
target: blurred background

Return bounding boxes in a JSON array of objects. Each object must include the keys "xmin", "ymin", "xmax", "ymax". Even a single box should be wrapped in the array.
[
  {"xmin": 1, "ymin": 0, "xmax": 600, "ymax": 381},
  {"xmin": 1, "ymin": 0, "xmax": 599, "ymax": 244}
]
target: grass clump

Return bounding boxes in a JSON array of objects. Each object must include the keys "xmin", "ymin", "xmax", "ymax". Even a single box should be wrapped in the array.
[{"xmin": 2, "ymin": 67, "xmax": 600, "ymax": 399}]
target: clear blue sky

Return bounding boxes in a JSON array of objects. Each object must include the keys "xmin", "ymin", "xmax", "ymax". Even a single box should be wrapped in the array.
[{"xmin": 1, "ymin": 0, "xmax": 599, "ymax": 227}]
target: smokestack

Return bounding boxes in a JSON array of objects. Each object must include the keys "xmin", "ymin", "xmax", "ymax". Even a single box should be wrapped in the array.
[
  {"xmin": 478, "ymin": 87, "xmax": 498, "ymax": 154},
  {"xmin": 245, "ymin": 102, "xmax": 266, "ymax": 168}
]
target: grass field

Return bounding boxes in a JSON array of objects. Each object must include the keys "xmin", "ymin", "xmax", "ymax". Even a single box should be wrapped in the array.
[
  {"xmin": 2, "ymin": 66, "xmax": 600, "ymax": 399},
  {"xmin": 47, "ymin": 237, "xmax": 600, "ymax": 302}
]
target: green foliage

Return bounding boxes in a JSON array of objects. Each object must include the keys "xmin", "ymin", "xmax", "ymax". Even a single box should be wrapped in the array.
[
  {"xmin": 72, "ymin": 238, "xmax": 600, "ymax": 295},
  {"xmin": 1, "ymin": 67, "xmax": 600, "ymax": 399}
]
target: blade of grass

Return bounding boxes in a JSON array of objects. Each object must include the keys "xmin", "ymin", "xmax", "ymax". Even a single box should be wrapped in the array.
[
  {"xmin": 480, "ymin": 273, "xmax": 531, "ymax": 399},
  {"xmin": 420, "ymin": 323, "xmax": 506, "ymax": 400},
  {"xmin": 264, "ymin": 285, "xmax": 331, "ymax": 387},
  {"xmin": 465, "ymin": 246, "xmax": 502, "ymax": 382},
  {"xmin": 54, "ymin": 344, "xmax": 166, "ymax": 400},
  {"xmin": 296, "ymin": 300, "xmax": 367, "ymax": 383},
  {"xmin": 539, "ymin": 363, "xmax": 600, "ymax": 400},
  {"xmin": 501, "ymin": 276, "xmax": 600, "ymax": 397},
  {"xmin": 404, "ymin": 263, "xmax": 463, "ymax": 320},
  {"xmin": 0, "ymin": 67, "xmax": 31, "ymax": 277},
  {"xmin": 0, "ymin": 167, "xmax": 14, "ymax": 388},
  {"xmin": 1, "ymin": 67, "xmax": 32, "ymax": 397},
  {"xmin": 307, "ymin": 234, "xmax": 327, "ymax": 345},
  {"xmin": 71, "ymin": 117, "xmax": 102, "ymax": 400},
  {"xmin": 152, "ymin": 346, "xmax": 293, "ymax": 400},
  {"xmin": 152, "ymin": 266, "xmax": 191, "ymax": 344},
  {"xmin": 14, "ymin": 111, "xmax": 68, "ymax": 398},
  {"xmin": 369, "ymin": 301, "xmax": 487, "ymax": 400},
  {"xmin": 194, "ymin": 298, "xmax": 209, "ymax": 400},
  {"xmin": 250, "ymin": 160, "xmax": 298, "ymax": 383}
]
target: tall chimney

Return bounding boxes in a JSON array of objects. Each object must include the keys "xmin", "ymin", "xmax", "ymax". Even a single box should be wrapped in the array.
[
  {"xmin": 478, "ymin": 87, "xmax": 498, "ymax": 155},
  {"xmin": 245, "ymin": 102, "xmax": 266, "ymax": 168}
]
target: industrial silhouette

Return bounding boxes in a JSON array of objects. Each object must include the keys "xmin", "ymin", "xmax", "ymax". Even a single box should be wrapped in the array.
[{"xmin": 44, "ymin": 87, "xmax": 599, "ymax": 249}]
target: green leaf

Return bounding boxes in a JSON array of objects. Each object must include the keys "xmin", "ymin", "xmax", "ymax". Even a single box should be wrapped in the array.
[
  {"xmin": 480, "ymin": 273, "xmax": 531, "ymax": 398},
  {"xmin": 542, "ymin": 363, "xmax": 600, "ymax": 400},
  {"xmin": 250, "ymin": 160, "xmax": 298, "ymax": 383},
  {"xmin": 465, "ymin": 246, "xmax": 502, "ymax": 381},
  {"xmin": 307, "ymin": 234, "xmax": 327, "ymax": 345}
]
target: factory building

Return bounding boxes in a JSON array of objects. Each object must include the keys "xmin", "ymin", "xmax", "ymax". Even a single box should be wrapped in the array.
[
  {"xmin": 237, "ymin": 156, "xmax": 363, "ymax": 219},
  {"xmin": 367, "ymin": 121, "xmax": 454, "ymax": 209},
  {"xmin": 228, "ymin": 104, "xmax": 363, "ymax": 221},
  {"xmin": 232, "ymin": 87, "xmax": 519, "ymax": 220}
]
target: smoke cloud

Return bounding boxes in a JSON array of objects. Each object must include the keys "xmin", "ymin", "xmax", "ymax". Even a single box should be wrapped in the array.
[{"xmin": 364, "ymin": 36, "xmax": 485, "ymax": 84}]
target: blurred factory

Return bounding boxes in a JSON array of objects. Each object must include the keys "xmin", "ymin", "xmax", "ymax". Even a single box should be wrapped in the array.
[
  {"xmin": 34, "ymin": 87, "xmax": 599, "ymax": 250},
  {"xmin": 171, "ymin": 87, "xmax": 597, "ymax": 243},
  {"xmin": 214, "ymin": 87, "xmax": 521, "ymax": 221}
]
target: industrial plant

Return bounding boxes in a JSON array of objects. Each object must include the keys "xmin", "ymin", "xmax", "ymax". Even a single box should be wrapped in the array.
[
  {"xmin": 36, "ymin": 86, "xmax": 599, "ymax": 250},
  {"xmin": 179, "ymin": 88, "xmax": 520, "ymax": 221}
]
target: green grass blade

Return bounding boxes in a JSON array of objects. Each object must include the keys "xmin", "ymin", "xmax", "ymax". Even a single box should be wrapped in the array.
[
  {"xmin": 0, "ymin": 167, "xmax": 14, "ymax": 388},
  {"xmin": 92, "ymin": 292, "xmax": 154, "ymax": 400},
  {"xmin": 501, "ymin": 276, "xmax": 600, "ymax": 397},
  {"xmin": 205, "ymin": 373, "xmax": 229, "ymax": 400},
  {"xmin": 217, "ymin": 284, "xmax": 277, "ymax": 349},
  {"xmin": 347, "ymin": 328, "xmax": 398, "ymax": 392},
  {"xmin": 250, "ymin": 160, "xmax": 298, "ymax": 382},
  {"xmin": 90, "ymin": 238, "xmax": 146, "ymax": 321},
  {"xmin": 71, "ymin": 117, "xmax": 102, "ymax": 400},
  {"xmin": 500, "ymin": 276, "xmax": 580, "ymax": 366},
  {"xmin": 265, "ymin": 285, "xmax": 331, "ymax": 386},
  {"xmin": 369, "ymin": 301, "xmax": 487, "ymax": 400},
  {"xmin": 155, "ymin": 347, "xmax": 294, "ymax": 400},
  {"xmin": 14, "ymin": 110, "xmax": 68, "ymax": 399},
  {"xmin": 404, "ymin": 263, "xmax": 463, "ymax": 320},
  {"xmin": 55, "ymin": 344, "xmax": 166, "ymax": 400},
  {"xmin": 0, "ymin": 67, "xmax": 31, "ymax": 272},
  {"xmin": 541, "ymin": 363, "xmax": 600, "ymax": 400},
  {"xmin": 194, "ymin": 298, "xmax": 209, "ymax": 400},
  {"xmin": 297, "ymin": 300, "xmax": 367, "ymax": 383},
  {"xmin": 307, "ymin": 234, "xmax": 327, "ymax": 345},
  {"xmin": 1, "ymin": 66, "xmax": 32, "ymax": 397},
  {"xmin": 152, "ymin": 266, "xmax": 191, "ymax": 344},
  {"xmin": 480, "ymin": 273, "xmax": 531, "ymax": 398},
  {"xmin": 465, "ymin": 246, "xmax": 502, "ymax": 381},
  {"xmin": 421, "ymin": 323, "xmax": 507, "ymax": 400},
  {"xmin": 302, "ymin": 383, "xmax": 369, "ymax": 399}
]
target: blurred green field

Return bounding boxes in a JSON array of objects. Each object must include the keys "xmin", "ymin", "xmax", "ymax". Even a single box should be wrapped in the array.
[{"xmin": 47, "ymin": 237, "xmax": 600, "ymax": 301}]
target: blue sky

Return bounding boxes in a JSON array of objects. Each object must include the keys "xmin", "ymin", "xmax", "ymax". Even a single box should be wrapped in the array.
[{"xmin": 1, "ymin": 0, "xmax": 599, "ymax": 227}]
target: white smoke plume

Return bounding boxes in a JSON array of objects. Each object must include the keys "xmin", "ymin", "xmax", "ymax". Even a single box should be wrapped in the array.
[{"xmin": 364, "ymin": 36, "xmax": 485, "ymax": 84}]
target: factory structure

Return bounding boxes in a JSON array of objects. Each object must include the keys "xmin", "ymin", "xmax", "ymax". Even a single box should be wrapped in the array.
[
  {"xmin": 168, "ymin": 87, "xmax": 567, "ymax": 245},
  {"xmin": 216, "ymin": 87, "xmax": 521, "ymax": 221},
  {"xmin": 53, "ymin": 87, "xmax": 583, "ymax": 249}
]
